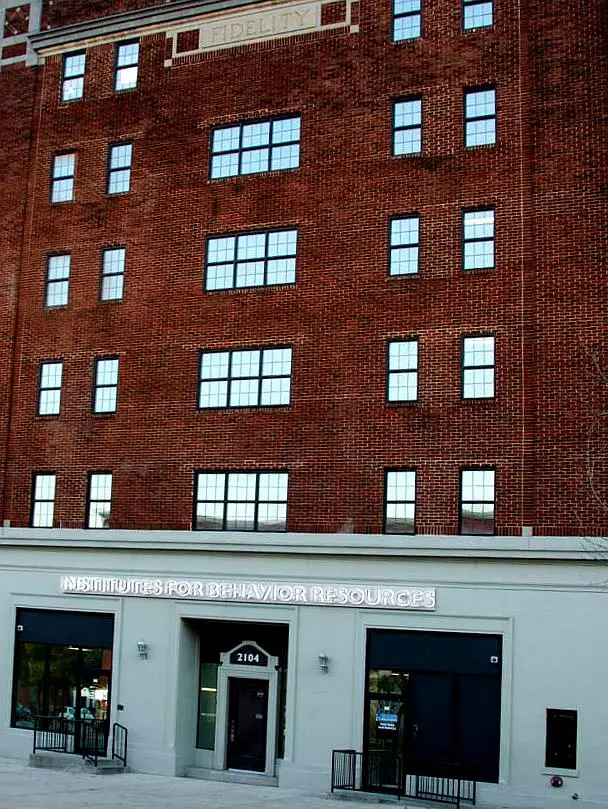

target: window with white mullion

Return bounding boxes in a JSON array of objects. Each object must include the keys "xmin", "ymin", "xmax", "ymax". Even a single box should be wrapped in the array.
[
  {"xmin": 463, "ymin": 208, "xmax": 495, "ymax": 270},
  {"xmin": 462, "ymin": 335, "xmax": 495, "ymax": 398},
  {"xmin": 93, "ymin": 357, "xmax": 119, "ymax": 413},
  {"xmin": 387, "ymin": 339, "xmax": 419, "ymax": 401},
  {"xmin": 101, "ymin": 247, "xmax": 126, "ymax": 301},
  {"xmin": 86, "ymin": 473, "xmax": 112, "ymax": 528},
  {"xmin": 205, "ymin": 229, "xmax": 297, "ymax": 291},
  {"xmin": 61, "ymin": 51, "xmax": 86, "ymax": 101},
  {"xmin": 31, "ymin": 473, "xmax": 56, "ymax": 528},
  {"xmin": 51, "ymin": 153, "xmax": 76, "ymax": 203},
  {"xmin": 389, "ymin": 215, "xmax": 420, "ymax": 275},
  {"xmin": 198, "ymin": 347, "xmax": 292, "ymax": 409},
  {"xmin": 194, "ymin": 471, "xmax": 288, "ymax": 531},
  {"xmin": 460, "ymin": 468, "xmax": 495, "ymax": 534},
  {"xmin": 45, "ymin": 254, "xmax": 71, "ymax": 307},
  {"xmin": 384, "ymin": 469, "xmax": 417, "ymax": 534},
  {"xmin": 393, "ymin": 97, "xmax": 422, "ymax": 155},
  {"xmin": 37, "ymin": 361, "xmax": 63, "ymax": 416}
]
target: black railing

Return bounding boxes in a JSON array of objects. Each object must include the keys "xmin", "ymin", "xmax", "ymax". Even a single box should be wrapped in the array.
[
  {"xmin": 331, "ymin": 750, "xmax": 477, "ymax": 808},
  {"xmin": 33, "ymin": 716, "xmax": 107, "ymax": 765},
  {"xmin": 111, "ymin": 723, "xmax": 128, "ymax": 768}
]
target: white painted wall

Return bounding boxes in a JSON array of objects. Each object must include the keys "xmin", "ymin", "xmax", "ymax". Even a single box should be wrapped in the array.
[{"xmin": 0, "ymin": 531, "xmax": 606, "ymax": 808}]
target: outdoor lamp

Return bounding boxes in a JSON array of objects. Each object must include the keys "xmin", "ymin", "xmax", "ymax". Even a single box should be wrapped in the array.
[
  {"xmin": 318, "ymin": 653, "xmax": 329, "ymax": 673},
  {"xmin": 137, "ymin": 640, "xmax": 149, "ymax": 659}
]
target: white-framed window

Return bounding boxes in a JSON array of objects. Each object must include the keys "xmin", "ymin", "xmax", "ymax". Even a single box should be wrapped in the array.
[
  {"xmin": 460, "ymin": 468, "xmax": 495, "ymax": 534},
  {"xmin": 115, "ymin": 40, "xmax": 139, "ymax": 91},
  {"xmin": 462, "ymin": 335, "xmax": 495, "ymax": 398},
  {"xmin": 61, "ymin": 51, "xmax": 86, "ymax": 101},
  {"xmin": 464, "ymin": 87, "xmax": 496, "ymax": 147},
  {"xmin": 37, "ymin": 362, "xmax": 63, "ymax": 416},
  {"xmin": 101, "ymin": 247, "xmax": 126, "ymax": 301},
  {"xmin": 51, "ymin": 153, "xmax": 76, "ymax": 203},
  {"xmin": 393, "ymin": 97, "xmax": 422, "ymax": 155},
  {"xmin": 387, "ymin": 339, "xmax": 419, "ymax": 401},
  {"xmin": 30, "ymin": 473, "xmax": 56, "ymax": 528},
  {"xmin": 93, "ymin": 357, "xmax": 119, "ymax": 413},
  {"xmin": 194, "ymin": 471, "xmax": 288, "ymax": 531},
  {"xmin": 86, "ymin": 473, "xmax": 112, "ymax": 528},
  {"xmin": 389, "ymin": 215, "xmax": 419, "ymax": 275},
  {"xmin": 205, "ymin": 229, "xmax": 297, "ymax": 291},
  {"xmin": 384, "ymin": 469, "xmax": 416, "ymax": 533},
  {"xmin": 45, "ymin": 254, "xmax": 71, "ymax": 308},
  {"xmin": 463, "ymin": 208, "xmax": 495, "ymax": 270},
  {"xmin": 107, "ymin": 143, "xmax": 132, "ymax": 194},
  {"xmin": 393, "ymin": 0, "xmax": 421, "ymax": 40},
  {"xmin": 199, "ymin": 346, "xmax": 292, "ymax": 409},
  {"xmin": 210, "ymin": 115, "xmax": 301, "ymax": 179},
  {"xmin": 463, "ymin": 0, "xmax": 493, "ymax": 30}
]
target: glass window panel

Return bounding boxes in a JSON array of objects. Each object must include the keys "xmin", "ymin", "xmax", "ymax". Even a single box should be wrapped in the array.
[
  {"xmin": 62, "ymin": 77, "xmax": 84, "ymax": 101},
  {"xmin": 394, "ymin": 128, "xmax": 422, "ymax": 155},
  {"xmin": 464, "ymin": 1, "xmax": 493, "ymax": 28},
  {"xmin": 463, "ymin": 368, "xmax": 495, "ymax": 398},
  {"xmin": 260, "ymin": 377, "xmax": 291, "ymax": 405},
  {"xmin": 390, "ymin": 246, "xmax": 419, "ymax": 275},
  {"xmin": 197, "ymin": 663, "xmax": 218, "ymax": 748},
  {"xmin": 258, "ymin": 472, "xmax": 288, "ymax": 501},
  {"xmin": 199, "ymin": 380, "xmax": 228, "ymax": 408},
  {"xmin": 97, "ymin": 360, "xmax": 118, "ymax": 384},
  {"xmin": 110, "ymin": 144, "xmax": 132, "ymax": 169},
  {"xmin": 227, "ymin": 473, "xmax": 257, "ymax": 501},
  {"xmin": 198, "ymin": 473, "xmax": 226, "ymax": 501},
  {"xmin": 241, "ymin": 147, "xmax": 270, "ymax": 174},
  {"xmin": 206, "ymin": 264, "xmax": 233, "ymax": 290},
  {"xmin": 229, "ymin": 379, "xmax": 259, "ymax": 406},
  {"xmin": 35, "ymin": 474, "xmax": 56, "ymax": 499},
  {"xmin": 394, "ymin": 100, "xmax": 421, "ymax": 128},
  {"xmin": 235, "ymin": 261, "xmax": 265, "ymax": 287},
  {"xmin": 90, "ymin": 474, "xmax": 112, "ymax": 500},
  {"xmin": 47, "ymin": 255, "xmax": 70, "ymax": 280},
  {"xmin": 394, "ymin": 0, "xmax": 420, "ymax": 12},
  {"xmin": 242, "ymin": 122, "xmax": 271, "ymax": 148},
  {"xmin": 196, "ymin": 503, "xmax": 224, "ymax": 530},
  {"xmin": 267, "ymin": 258, "xmax": 296, "ymax": 285},
  {"xmin": 385, "ymin": 503, "xmax": 415, "ymax": 533},
  {"xmin": 103, "ymin": 248, "xmax": 125, "ymax": 273},
  {"xmin": 270, "ymin": 144, "xmax": 300, "ymax": 170},
  {"xmin": 257, "ymin": 502, "xmax": 287, "ymax": 531},
  {"xmin": 200, "ymin": 352, "xmax": 229, "ymax": 380},
  {"xmin": 117, "ymin": 42, "xmax": 139, "ymax": 66},
  {"xmin": 231, "ymin": 350, "xmax": 260, "ymax": 378},
  {"xmin": 95, "ymin": 388, "xmax": 117, "ymax": 413},
  {"xmin": 268, "ymin": 230, "xmax": 297, "ymax": 256},
  {"xmin": 466, "ymin": 89, "xmax": 496, "ymax": 117},
  {"xmin": 391, "ymin": 217, "xmax": 419, "ymax": 246},
  {"xmin": 272, "ymin": 117, "xmax": 301, "ymax": 143},
  {"xmin": 53, "ymin": 154, "xmax": 75, "ymax": 178},
  {"xmin": 88, "ymin": 502, "xmax": 111, "ymax": 528},
  {"xmin": 210, "ymin": 153, "xmax": 239, "ymax": 179},
  {"xmin": 101, "ymin": 274, "xmax": 124, "ymax": 301},
  {"xmin": 466, "ymin": 119, "xmax": 496, "ymax": 146},
  {"xmin": 464, "ymin": 336, "xmax": 494, "ymax": 365},
  {"xmin": 33, "ymin": 502, "xmax": 53, "ymax": 527},
  {"xmin": 39, "ymin": 390, "xmax": 60, "ymax": 415},
  {"xmin": 225, "ymin": 503, "xmax": 255, "ymax": 531},
  {"xmin": 51, "ymin": 178, "xmax": 74, "ymax": 203},
  {"xmin": 46, "ymin": 280, "xmax": 69, "ymax": 307},
  {"xmin": 208, "ymin": 237, "xmax": 236, "ymax": 263},
  {"xmin": 108, "ymin": 168, "xmax": 131, "ymax": 194},
  {"xmin": 464, "ymin": 240, "xmax": 494, "ymax": 269},
  {"xmin": 212, "ymin": 126, "xmax": 241, "ymax": 154},
  {"xmin": 393, "ymin": 14, "xmax": 421, "ymax": 40},
  {"xmin": 40, "ymin": 362, "xmax": 62, "ymax": 388},
  {"xmin": 237, "ymin": 233, "xmax": 266, "ymax": 260},
  {"xmin": 389, "ymin": 341, "xmax": 418, "ymax": 370},
  {"xmin": 115, "ymin": 65, "xmax": 138, "ymax": 90},
  {"xmin": 388, "ymin": 371, "xmax": 417, "ymax": 401},
  {"xmin": 262, "ymin": 348, "xmax": 292, "ymax": 376},
  {"xmin": 64, "ymin": 53, "xmax": 85, "ymax": 77}
]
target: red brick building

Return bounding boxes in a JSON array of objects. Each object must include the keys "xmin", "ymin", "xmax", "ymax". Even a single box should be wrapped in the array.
[{"xmin": 0, "ymin": 0, "xmax": 606, "ymax": 801}]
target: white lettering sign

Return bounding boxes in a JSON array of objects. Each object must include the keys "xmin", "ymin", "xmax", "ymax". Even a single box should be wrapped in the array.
[{"xmin": 60, "ymin": 576, "xmax": 436, "ymax": 611}]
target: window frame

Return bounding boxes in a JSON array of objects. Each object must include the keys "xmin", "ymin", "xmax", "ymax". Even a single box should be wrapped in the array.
[
  {"xmin": 198, "ymin": 345, "xmax": 293, "ymax": 410},
  {"xmin": 61, "ymin": 50, "xmax": 86, "ymax": 102},
  {"xmin": 383, "ymin": 468, "xmax": 417, "ymax": 534},
  {"xmin": 209, "ymin": 114, "xmax": 301, "ymax": 180},
  {"xmin": 461, "ymin": 334, "xmax": 496, "ymax": 400},
  {"xmin": 50, "ymin": 152, "xmax": 76, "ymax": 204},
  {"xmin": 392, "ymin": 96, "xmax": 423, "ymax": 157},
  {"xmin": 114, "ymin": 39, "xmax": 140, "ymax": 92},
  {"xmin": 37, "ymin": 360, "xmax": 64, "ymax": 417},
  {"xmin": 86, "ymin": 472, "xmax": 113, "ymax": 529},
  {"xmin": 392, "ymin": 0, "xmax": 422, "ymax": 42},
  {"xmin": 106, "ymin": 141, "xmax": 133, "ymax": 196},
  {"xmin": 30, "ymin": 472, "xmax": 56, "ymax": 528},
  {"xmin": 388, "ymin": 214, "xmax": 420, "ymax": 277},
  {"xmin": 386, "ymin": 338, "xmax": 420, "ymax": 403},
  {"xmin": 92, "ymin": 356, "xmax": 120, "ymax": 414},
  {"xmin": 100, "ymin": 245, "xmax": 127, "ymax": 302},
  {"xmin": 462, "ymin": 0, "xmax": 493, "ymax": 31},
  {"xmin": 204, "ymin": 227, "xmax": 298, "ymax": 292},
  {"xmin": 459, "ymin": 466, "xmax": 496, "ymax": 535},
  {"xmin": 462, "ymin": 206, "xmax": 495, "ymax": 271},
  {"xmin": 44, "ymin": 253, "xmax": 71, "ymax": 309},
  {"xmin": 193, "ymin": 469, "xmax": 289, "ymax": 532},
  {"xmin": 464, "ymin": 85, "xmax": 497, "ymax": 148}
]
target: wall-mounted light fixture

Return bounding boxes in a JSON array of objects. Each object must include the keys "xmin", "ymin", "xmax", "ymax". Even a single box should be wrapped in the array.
[
  {"xmin": 318, "ymin": 653, "xmax": 329, "ymax": 673},
  {"xmin": 137, "ymin": 640, "xmax": 149, "ymax": 660}
]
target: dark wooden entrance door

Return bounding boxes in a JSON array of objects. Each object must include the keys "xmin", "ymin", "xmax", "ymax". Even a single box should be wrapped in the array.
[{"xmin": 226, "ymin": 678, "xmax": 269, "ymax": 772}]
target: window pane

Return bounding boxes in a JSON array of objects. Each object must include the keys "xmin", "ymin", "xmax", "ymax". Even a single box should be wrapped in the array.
[
  {"xmin": 208, "ymin": 236, "xmax": 236, "ymax": 263},
  {"xmin": 260, "ymin": 377, "xmax": 291, "ymax": 405},
  {"xmin": 466, "ymin": 118, "xmax": 496, "ymax": 147},
  {"xmin": 196, "ymin": 503, "xmax": 224, "ymax": 530},
  {"xmin": 197, "ymin": 473, "xmax": 226, "ymax": 502},
  {"xmin": 227, "ymin": 473, "xmax": 256, "ymax": 501},
  {"xmin": 262, "ymin": 348, "xmax": 292, "ymax": 376},
  {"xmin": 394, "ymin": 100, "xmax": 421, "ymax": 128},
  {"xmin": 266, "ymin": 258, "xmax": 296, "ymax": 285},
  {"xmin": 464, "ymin": 0, "xmax": 493, "ymax": 28},
  {"xmin": 47, "ymin": 255, "xmax": 70, "ymax": 280},
  {"xmin": 40, "ymin": 362, "xmax": 62, "ymax": 388},
  {"xmin": 270, "ymin": 143, "xmax": 300, "ymax": 170},
  {"xmin": 231, "ymin": 350, "xmax": 260, "ymax": 378},
  {"xmin": 51, "ymin": 178, "xmax": 74, "ymax": 203},
  {"xmin": 257, "ymin": 502, "xmax": 287, "ymax": 531},
  {"xmin": 117, "ymin": 42, "xmax": 139, "ymax": 67},
  {"xmin": 200, "ymin": 352, "xmax": 229, "ymax": 380},
  {"xmin": 385, "ymin": 503, "xmax": 415, "ymax": 533},
  {"xmin": 210, "ymin": 153, "xmax": 239, "ymax": 179},
  {"xmin": 96, "ymin": 360, "xmax": 118, "ymax": 384},
  {"xmin": 390, "ymin": 246, "xmax": 419, "ymax": 275},
  {"xmin": 389, "ymin": 341, "xmax": 418, "ymax": 370},
  {"xmin": 101, "ymin": 274, "xmax": 124, "ymax": 301},
  {"xmin": 394, "ymin": 128, "xmax": 421, "ymax": 155},
  {"xmin": 64, "ymin": 53, "xmax": 85, "ymax": 77},
  {"xmin": 258, "ymin": 472, "xmax": 289, "ymax": 502},
  {"xmin": 394, "ymin": 13, "xmax": 421, "ymax": 41},
  {"xmin": 229, "ymin": 379, "xmax": 259, "ymax": 407},
  {"xmin": 235, "ymin": 261, "xmax": 265, "ymax": 287},
  {"xmin": 463, "ymin": 368, "xmax": 494, "ymax": 398},
  {"xmin": 388, "ymin": 371, "xmax": 417, "ymax": 401},
  {"xmin": 212, "ymin": 127, "xmax": 240, "ymax": 154},
  {"xmin": 46, "ymin": 280, "xmax": 69, "ymax": 307},
  {"xmin": 108, "ymin": 168, "xmax": 131, "ymax": 194},
  {"xmin": 464, "ymin": 336, "xmax": 494, "ymax": 366},
  {"xmin": 241, "ymin": 147, "xmax": 269, "ymax": 174},
  {"xmin": 464, "ymin": 240, "xmax": 494, "ymax": 269},
  {"xmin": 34, "ymin": 475, "xmax": 56, "ymax": 500},
  {"xmin": 110, "ymin": 144, "xmax": 132, "ymax": 169},
  {"xmin": 237, "ymin": 233, "xmax": 265, "ymax": 259},
  {"xmin": 53, "ymin": 154, "xmax": 75, "ymax": 178},
  {"xmin": 90, "ymin": 474, "xmax": 112, "ymax": 500},
  {"xmin": 272, "ymin": 117, "xmax": 300, "ymax": 144},
  {"xmin": 62, "ymin": 77, "xmax": 83, "ymax": 101},
  {"xmin": 199, "ymin": 380, "xmax": 228, "ymax": 408},
  {"xmin": 225, "ymin": 503, "xmax": 255, "ymax": 531},
  {"xmin": 242, "ymin": 122, "xmax": 270, "ymax": 148},
  {"xmin": 95, "ymin": 387, "xmax": 117, "ymax": 412},
  {"xmin": 268, "ymin": 230, "xmax": 297, "ymax": 256}
]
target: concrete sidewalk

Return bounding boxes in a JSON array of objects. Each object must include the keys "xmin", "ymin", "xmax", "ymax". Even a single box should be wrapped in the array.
[{"xmin": 0, "ymin": 757, "xmax": 382, "ymax": 809}]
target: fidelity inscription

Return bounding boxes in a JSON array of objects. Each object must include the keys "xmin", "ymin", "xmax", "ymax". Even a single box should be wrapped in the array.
[
  {"xmin": 60, "ymin": 576, "xmax": 436, "ymax": 611},
  {"xmin": 200, "ymin": 5, "xmax": 320, "ymax": 49}
]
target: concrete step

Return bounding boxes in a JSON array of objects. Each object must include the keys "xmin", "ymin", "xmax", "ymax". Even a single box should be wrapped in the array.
[
  {"xmin": 185, "ymin": 767, "xmax": 278, "ymax": 787},
  {"xmin": 29, "ymin": 752, "xmax": 124, "ymax": 774}
]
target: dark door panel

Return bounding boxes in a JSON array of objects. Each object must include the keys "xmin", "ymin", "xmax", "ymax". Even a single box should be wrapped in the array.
[{"xmin": 226, "ymin": 678, "xmax": 268, "ymax": 772}]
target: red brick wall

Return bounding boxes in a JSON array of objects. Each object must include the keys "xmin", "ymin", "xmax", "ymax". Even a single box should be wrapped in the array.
[{"xmin": 2, "ymin": 0, "xmax": 606, "ymax": 535}]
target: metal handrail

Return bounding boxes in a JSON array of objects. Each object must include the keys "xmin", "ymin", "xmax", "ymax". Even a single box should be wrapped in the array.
[
  {"xmin": 111, "ymin": 722, "xmax": 128, "ymax": 768},
  {"xmin": 331, "ymin": 749, "xmax": 477, "ymax": 808},
  {"xmin": 33, "ymin": 716, "xmax": 108, "ymax": 766}
]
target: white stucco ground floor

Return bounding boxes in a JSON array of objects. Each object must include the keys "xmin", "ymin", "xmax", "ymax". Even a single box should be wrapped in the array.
[{"xmin": 0, "ymin": 529, "xmax": 605, "ymax": 808}]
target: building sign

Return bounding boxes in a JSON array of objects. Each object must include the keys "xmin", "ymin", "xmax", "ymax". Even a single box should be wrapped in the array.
[
  {"xmin": 229, "ymin": 643, "xmax": 269, "ymax": 667},
  {"xmin": 60, "ymin": 576, "xmax": 436, "ymax": 611},
  {"xmin": 197, "ymin": 3, "xmax": 320, "ymax": 50}
]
